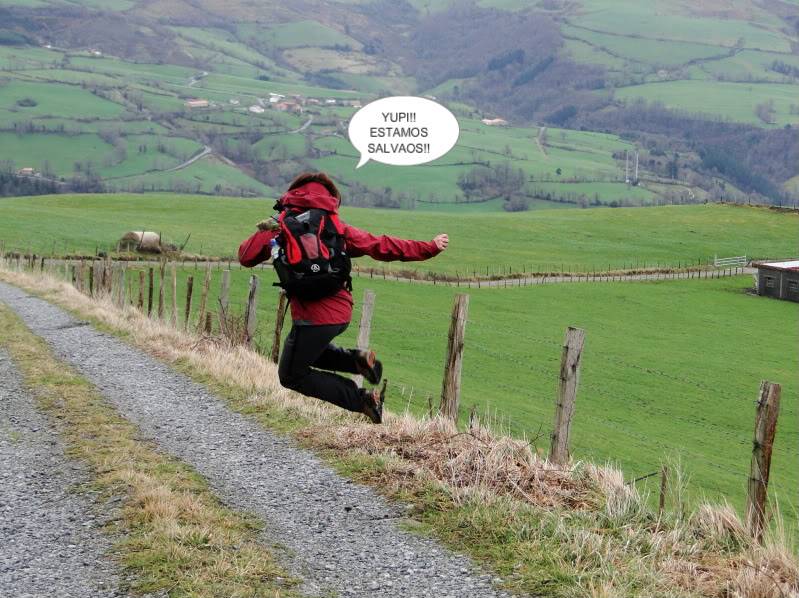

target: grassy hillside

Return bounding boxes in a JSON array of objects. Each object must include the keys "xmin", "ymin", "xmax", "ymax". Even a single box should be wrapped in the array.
[
  {"xmin": 115, "ymin": 264, "xmax": 797, "ymax": 524},
  {"xmin": 0, "ymin": 194, "xmax": 795, "ymax": 274},
  {"xmin": 2, "ymin": 0, "xmax": 795, "ymax": 206},
  {"xmin": 559, "ymin": 1, "xmax": 799, "ymax": 127},
  {"xmin": 0, "ymin": 32, "xmax": 658, "ymax": 208}
]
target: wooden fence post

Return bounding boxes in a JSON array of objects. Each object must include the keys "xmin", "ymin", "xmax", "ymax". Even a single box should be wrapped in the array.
[
  {"xmin": 104, "ymin": 257, "xmax": 113, "ymax": 294},
  {"xmin": 746, "ymin": 381, "xmax": 781, "ymax": 543},
  {"xmin": 439, "ymin": 293, "xmax": 469, "ymax": 421},
  {"xmin": 76, "ymin": 260, "xmax": 84, "ymax": 293},
  {"xmin": 270, "ymin": 290, "xmax": 288, "ymax": 363},
  {"xmin": 204, "ymin": 311, "xmax": 213, "ymax": 335},
  {"xmin": 549, "ymin": 326, "xmax": 586, "ymax": 466},
  {"xmin": 196, "ymin": 264, "xmax": 212, "ymax": 334},
  {"xmin": 218, "ymin": 269, "xmax": 231, "ymax": 336},
  {"xmin": 89, "ymin": 261, "xmax": 95, "ymax": 296},
  {"xmin": 157, "ymin": 260, "xmax": 166, "ymax": 319},
  {"xmin": 170, "ymin": 263, "xmax": 177, "ymax": 327},
  {"xmin": 118, "ymin": 263, "xmax": 127, "ymax": 308},
  {"xmin": 659, "ymin": 465, "xmax": 669, "ymax": 517},
  {"xmin": 352, "ymin": 289, "xmax": 376, "ymax": 387},
  {"xmin": 184, "ymin": 275, "xmax": 194, "ymax": 330},
  {"xmin": 147, "ymin": 267, "xmax": 154, "ymax": 316},
  {"xmin": 243, "ymin": 275, "xmax": 259, "ymax": 347},
  {"xmin": 138, "ymin": 270, "xmax": 145, "ymax": 309},
  {"xmin": 108, "ymin": 263, "xmax": 117, "ymax": 303}
]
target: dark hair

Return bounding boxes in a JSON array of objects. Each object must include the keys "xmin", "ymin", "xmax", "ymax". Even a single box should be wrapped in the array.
[{"xmin": 288, "ymin": 172, "xmax": 341, "ymax": 199}]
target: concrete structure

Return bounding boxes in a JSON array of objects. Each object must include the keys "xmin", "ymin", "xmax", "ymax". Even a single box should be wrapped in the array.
[{"xmin": 754, "ymin": 260, "xmax": 799, "ymax": 302}]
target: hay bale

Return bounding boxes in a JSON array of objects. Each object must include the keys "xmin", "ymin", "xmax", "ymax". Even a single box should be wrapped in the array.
[{"xmin": 118, "ymin": 231, "xmax": 163, "ymax": 253}]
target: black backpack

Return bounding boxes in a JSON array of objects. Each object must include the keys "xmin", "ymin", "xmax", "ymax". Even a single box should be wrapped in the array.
[{"xmin": 272, "ymin": 207, "xmax": 352, "ymax": 300}]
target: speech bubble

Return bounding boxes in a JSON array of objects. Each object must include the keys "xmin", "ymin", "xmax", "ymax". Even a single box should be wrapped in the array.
[{"xmin": 348, "ymin": 96, "xmax": 459, "ymax": 169}]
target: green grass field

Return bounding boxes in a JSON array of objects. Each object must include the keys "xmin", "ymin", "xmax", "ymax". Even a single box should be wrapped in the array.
[
  {"xmin": 113, "ymin": 263, "xmax": 797, "ymax": 525},
  {"xmin": 0, "ymin": 79, "xmax": 125, "ymax": 119},
  {"xmin": 614, "ymin": 80, "xmax": 799, "ymax": 126},
  {"xmin": 0, "ymin": 132, "xmax": 113, "ymax": 176},
  {"xmin": 567, "ymin": 0, "xmax": 792, "ymax": 53},
  {"xmin": 1, "ymin": 194, "xmax": 795, "ymax": 274}
]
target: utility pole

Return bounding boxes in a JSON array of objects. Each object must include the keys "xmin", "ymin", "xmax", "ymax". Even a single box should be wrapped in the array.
[
  {"xmin": 634, "ymin": 151, "xmax": 639, "ymax": 184},
  {"xmin": 624, "ymin": 150, "xmax": 630, "ymax": 184}
]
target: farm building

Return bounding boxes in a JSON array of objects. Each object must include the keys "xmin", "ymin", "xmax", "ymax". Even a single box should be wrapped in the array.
[
  {"xmin": 248, "ymin": 105, "xmax": 265, "ymax": 114},
  {"xmin": 481, "ymin": 118, "xmax": 508, "ymax": 126},
  {"xmin": 17, "ymin": 167, "xmax": 36, "ymax": 176},
  {"xmin": 754, "ymin": 260, "xmax": 799, "ymax": 302},
  {"xmin": 275, "ymin": 100, "xmax": 302, "ymax": 113},
  {"xmin": 184, "ymin": 99, "xmax": 209, "ymax": 109}
]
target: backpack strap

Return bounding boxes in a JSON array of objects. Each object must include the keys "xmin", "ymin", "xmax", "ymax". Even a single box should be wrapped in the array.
[
  {"xmin": 328, "ymin": 213, "xmax": 345, "ymax": 235},
  {"xmin": 277, "ymin": 211, "xmax": 303, "ymax": 266}
]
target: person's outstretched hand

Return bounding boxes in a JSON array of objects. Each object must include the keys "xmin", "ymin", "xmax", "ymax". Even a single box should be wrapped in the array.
[
  {"xmin": 256, "ymin": 218, "xmax": 280, "ymax": 232},
  {"xmin": 433, "ymin": 233, "xmax": 449, "ymax": 251}
]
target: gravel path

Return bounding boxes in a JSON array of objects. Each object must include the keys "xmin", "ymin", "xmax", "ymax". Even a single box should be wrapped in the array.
[
  {"xmin": 0, "ymin": 348, "xmax": 123, "ymax": 597},
  {"xmin": 0, "ymin": 281, "xmax": 512, "ymax": 598}
]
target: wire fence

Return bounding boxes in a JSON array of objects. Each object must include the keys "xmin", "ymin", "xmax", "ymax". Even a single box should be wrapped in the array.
[{"xmin": 0, "ymin": 248, "xmax": 795, "ymax": 531}]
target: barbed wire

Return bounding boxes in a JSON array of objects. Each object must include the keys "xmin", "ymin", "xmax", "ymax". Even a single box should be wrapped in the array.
[{"xmin": 10, "ymin": 254, "xmax": 796, "ymax": 521}]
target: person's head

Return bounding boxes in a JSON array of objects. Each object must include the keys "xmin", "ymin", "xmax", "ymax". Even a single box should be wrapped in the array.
[{"xmin": 287, "ymin": 172, "xmax": 341, "ymax": 201}]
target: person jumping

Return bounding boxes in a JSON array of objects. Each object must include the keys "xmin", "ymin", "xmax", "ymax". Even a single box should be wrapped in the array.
[{"xmin": 238, "ymin": 172, "xmax": 448, "ymax": 424}]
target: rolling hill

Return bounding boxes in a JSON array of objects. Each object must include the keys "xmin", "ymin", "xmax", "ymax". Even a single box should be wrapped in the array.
[{"xmin": 0, "ymin": 0, "xmax": 796, "ymax": 207}]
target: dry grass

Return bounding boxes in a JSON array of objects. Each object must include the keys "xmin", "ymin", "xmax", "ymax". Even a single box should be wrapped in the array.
[{"xmin": 1, "ymin": 263, "xmax": 797, "ymax": 598}]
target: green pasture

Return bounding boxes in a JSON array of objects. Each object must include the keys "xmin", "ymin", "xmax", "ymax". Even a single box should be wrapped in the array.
[
  {"xmin": 562, "ymin": 24, "xmax": 726, "ymax": 69},
  {"xmin": 171, "ymin": 27, "xmax": 279, "ymax": 69},
  {"xmin": 114, "ymin": 264, "xmax": 798, "ymax": 525},
  {"xmin": 568, "ymin": 0, "xmax": 792, "ymax": 53},
  {"xmin": 614, "ymin": 80, "xmax": 799, "ymax": 126},
  {"xmin": 0, "ymin": 194, "xmax": 795, "ymax": 275},
  {"xmin": 0, "ymin": 80, "xmax": 125, "ymax": 119},
  {"xmin": 106, "ymin": 159, "xmax": 272, "ymax": 196},
  {"xmin": 65, "ymin": 56, "xmax": 196, "ymax": 84},
  {"xmin": 17, "ymin": 118, "xmax": 168, "ymax": 135},
  {"xmin": 254, "ymin": 133, "xmax": 308, "ymax": 160},
  {"xmin": 0, "ymin": 45, "xmax": 65, "ymax": 69},
  {"xmin": 0, "ymin": 132, "xmax": 112, "ymax": 176},
  {"xmin": 333, "ymin": 73, "xmax": 417, "ymax": 96},
  {"xmin": 413, "ymin": 197, "xmax": 575, "ymax": 213},
  {"xmin": 200, "ymin": 73, "xmax": 363, "ymax": 100},
  {"xmin": 99, "ymin": 135, "xmax": 203, "ymax": 179},
  {"xmin": 310, "ymin": 117, "xmax": 633, "ymax": 202},
  {"xmin": 18, "ymin": 68, "xmax": 125, "ymax": 87},
  {"xmin": 698, "ymin": 49, "xmax": 799, "ymax": 83}
]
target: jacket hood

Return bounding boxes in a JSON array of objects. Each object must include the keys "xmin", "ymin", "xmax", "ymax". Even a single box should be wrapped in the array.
[{"xmin": 277, "ymin": 182, "xmax": 340, "ymax": 212}]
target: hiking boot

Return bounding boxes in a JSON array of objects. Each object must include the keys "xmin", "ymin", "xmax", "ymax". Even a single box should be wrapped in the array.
[
  {"xmin": 362, "ymin": 380, "xmax": 387, "ymax": 424},
  {"xmin": 354, "ymin": 349, "xmax": 383, "ymax": 385}
]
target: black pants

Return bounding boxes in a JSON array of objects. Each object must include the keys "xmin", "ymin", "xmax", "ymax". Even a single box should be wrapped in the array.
[{"xmin": 278, "ymin": 323, "xmax": 365, "ymax": 413}]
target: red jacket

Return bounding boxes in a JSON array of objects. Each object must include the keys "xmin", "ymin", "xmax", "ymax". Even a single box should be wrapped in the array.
[{"xmin": 238, "ymin": 182, "xmax": 440, "ymax": 325}]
